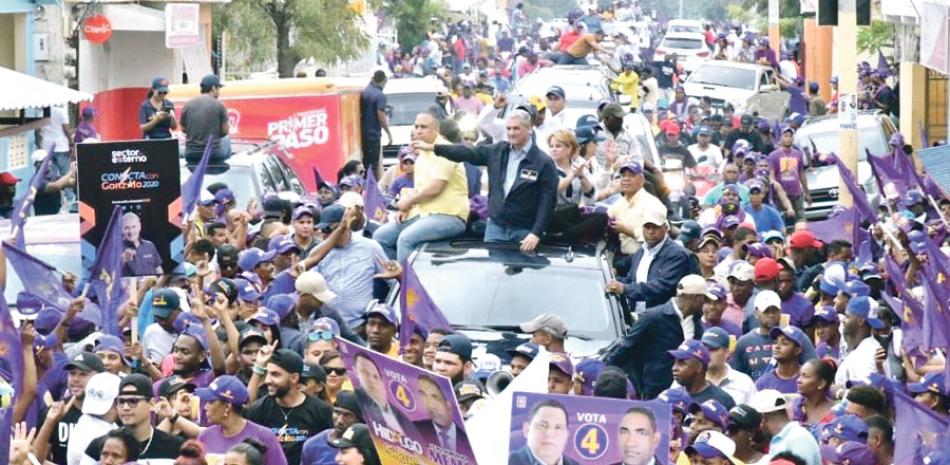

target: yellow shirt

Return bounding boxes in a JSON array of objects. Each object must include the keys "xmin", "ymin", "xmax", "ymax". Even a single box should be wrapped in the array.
[
  {"xmin": 409, "ymin": 139, "xmax": 470, "ymax": 222},
  {"xmin": 611, "ymin": 71, "xmax": 641, "ymax": 108},
  {"xmin": 567, "ymin": 33, "xmax": 600, "ymax": 58},
  {"xmin": 606, "ymin": 188, "xmax": 667, "ymax": 255}
]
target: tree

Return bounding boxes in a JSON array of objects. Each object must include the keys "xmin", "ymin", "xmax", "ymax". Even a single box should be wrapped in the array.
[
  {"xmin": 857, "ymin": 20, "xmax": 894, "ymax": 55},
  {"xmin": 522, "ymin": 0, "xmax": 578, "ymax": 20},
  {"xmin": 215, "ymin": 0, "xmax": 369, "ymax": 78},
  {"xmin": 375, "ymin": 0, "xmax": 446, "ymax": 53}
]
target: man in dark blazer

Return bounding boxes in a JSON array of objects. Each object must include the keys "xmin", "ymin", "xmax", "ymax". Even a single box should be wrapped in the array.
[
  {"xmin": 606, "ymin": 207, "xmax": 700, "ymax": 311},
  {"xmin": 413, "ymin": 374, "xmax": 473, "ymax": 458},
  {"xmin": 412, "ymin": 109, "xmax": 557, "ymax": 252},
  {"xmin": 352, "ymin": 353, "xmax": 419, "ymax": 438},
  {"xmin": 610, "ymin": 406, "xmax": 665, "ymax": 465},
  {"xmin": 604, "ymin": 275, "xmax": 707, "ymax": 399},
  {"xmin": 509, "ymin": 399, "xmax": 579, "ymax": 465}
]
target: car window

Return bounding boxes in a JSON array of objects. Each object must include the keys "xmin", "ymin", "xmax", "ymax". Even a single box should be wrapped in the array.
[
  {"xmin": 760, "ymin": 73, "xmax": 770, "ymax": 88},
  {"xmin": 661, "ymin": 38, "xmax": 703, "ymax": 49},
  {"xmin": 273, "ymin": 156, "xmax": 306, "ymax": 195},
  {"xmin": 385, "ymin": 93, "xmax": 438, "ymax": 126},
  {"xmin": 407, "ymin": 260, "xmax": 615, "ymax": 340},
  {"xmin": 263, "ymin": 156, "xmax": 289, "ymax": 192},
  {"xmin": 668, "ymin": 26, "xmax": 700, "ymax": 34},
  {"xmin": 181, "ymin": 165, "xmax": 258, "ymax": 208},
  {"xmin": 795, "ymin": 122, "xmax": 890, "ymax": 161},
  {"xmin": 255, "ymin": 158, "xmax": 278, "ymax": 194},
  {"xmin": 688, "ymin": 66, "xmax": 756, "ymax": 90}
]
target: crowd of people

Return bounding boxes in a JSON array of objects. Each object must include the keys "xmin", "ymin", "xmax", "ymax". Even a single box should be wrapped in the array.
[{"xmin": 2, "ymin": 2, "xmax": 949, "ymax": 465}]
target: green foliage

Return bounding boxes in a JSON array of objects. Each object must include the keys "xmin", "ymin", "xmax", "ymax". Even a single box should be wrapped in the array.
[
  {"xmin": 857, "ymin": 20, "xmax": 894, "ymax": 55},
  {"xmin": 214, "ymin": 0, "xmax": 275, "ymax": 74},
  {"xmin": 383, "ymin": 0, "xmax": 447, "ymax": 52}
]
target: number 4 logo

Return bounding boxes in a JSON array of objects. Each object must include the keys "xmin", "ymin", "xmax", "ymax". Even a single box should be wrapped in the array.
[{"xmin": 573, "ymin": 423, "xmax": 609, "ymax": 460}]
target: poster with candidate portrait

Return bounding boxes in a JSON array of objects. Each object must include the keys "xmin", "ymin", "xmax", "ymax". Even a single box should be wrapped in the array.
[
  {"xmin": 77, "ymin": 139, "xmax": 183, "ymax": 277},
  {"xmin": 508, "ymin": 392, "xmax": 672, "ymax": 465},
  {"xmin": 336, "ymin": 339, "xmax": 476, "ymax": 465}
]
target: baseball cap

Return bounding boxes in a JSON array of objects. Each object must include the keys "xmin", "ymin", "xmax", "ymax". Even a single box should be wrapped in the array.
[
  {"xmin": 238, "ymin": 248, "xmax": 277, "ymax": 271},
  {"xmin": 769, "ymin": 326, "xmax": 808, "ymax": 348},
  {"xmin": 158, "ymin": 377, "xmax": 197, "ymax": 399},
  {"xmin": 908, "ymin": 372, "xmax": 946, "ymax": 395},
  {"xmin": 728, "ymin": 404, "xmax": 762, "ymax": 431},
  {"xmin": 576, "ymin": 114, "xmax": 600, "ymax": 129},
  {"xmin": 686, "ymin": 430, "xmax": 739, "ymax": 465},
  {"xmin": 728, "ymin": 262, "xmax": 755, "ymax": 282},
  {"xmin": 217, "ymin": 245, "xmax": 239, "ymax": 268},
  {"xmin": 749, "ymin": 389, "xmax": 787, "ymax": 413},
  {"xmin": 151, "ymin": 288, "xmax": 181, "ymax": 319},
  {"xmin": 437, "ymin": 334, "xmax": 473, "ymax": 362},
  {"xmin": 669, "ymin": 340, "xmax": 710, "ymax": 366},
  {"xmin": 641, "ymin": 102, "xmax": 655, "ymax": 112},
  {"xmin": 519, "ymin": 314, "xmax": 567, "ymax": 338},
  {"xmin": 334, "ymin": 391, "xmax": 364, "ymax": 420},
  {"xmin": 575, "ymin": 125, "xmax": 605, "ymax": 145},
  {"xmin": 761, "ymin": 230, "xmax": 785, "ymax": 244},
  {"xmin": 698, "ymin": 235, "xmax": 721, "ymax": 250},
  {"xmin": 705, "ymin": 282, "xmax": 728, "ymax": 301},
  {"xmin": 643, "ymin": 207, "xmax": 668, "ymax": 227},
  {"xmin": 546, "ymin": 85, "xmax": 566, "ymax": 99},
  {"xmin": 249, "ymin": 308, "xmax": 281, "ymax": 327},
  {"xmin": 207, "ymin": 278, "xmax": 238, "ymax": 304},
  {"xmin": 657, "ymin": 387, "xmax": 692, "ymax": 414},
  {"xmin": 746, "ymin": 242, "xmax": 772, "ymax": 259},
  {"xmin": 618, "ymin": 161, "xmax": 643, "ymax": 176},
  {"xmin": 295, "ymin": 271, "xmax": 338, "ymax": 302},
  {"xmin": 34, "ymin": 307, "xmax": 60, "ymax": 335},
  {"xmin": 740, "ymin": 114, "xmax": 755, "ymax": 126},
  {"xmin": 665, "ymin": 124, "xmax": 681, "ymax": 137},
  {"xmin": 789, "ymin": 230, "xmax": 823, "ymax": 249},
  {"xmin": 118, "ymin": 373, "xmax": 153, "ymax": 398},
  {"xmin": 151, "ymin": 77, "xmax": 170, "ymax": 92},
  {"xmin": 677, "ymin": 274, "xmax": 708, "ymax": 296},
  {"xmin": 679, "ymin": 220, "xmax": 702, "ymax": 242},
  {"xmin": 0, "ymin": 172, "xmax": 19, "ymax": 185},
  {"xmin": 824, "ymin": 441, "xmax": 875, "ymax": 465},
  {"xmin": 842, "ymin": 280, "xmax": 870, "ymax": 298},
  {"xmin": 721, "ymin": 215, "xmax": 740, "ymax": 229},
  {"xmin": 549, "ymin": 352, "xmax": 574, "ymax": 377},
  {"xmin": 234, "ymin": 278, "xmax": 262, "ymax": 302},
  {"xmin": 846, "ymin": 296, "xmax": 885, "ymax": 329},
  {"xmin": 293, "ymin": 204, "xmax": 318, "ymax": 221},
  {"xmin": 754, "ymin": 290, "xmax": 782, "ymax": 312},
  {"xmin": 214, "ymin": 188, "xmax": 235, "ymax": 205},
  {"xmin": 265, "ymin": 293, "xmax": 297, "ymax": 320},
  {"xmin": 338, "ymin": 175, "xmax": 363, "ymax": 190},
  {"xmin": 754, "ymin": 258, "xmax": 781, "ymax": 283},
  {"xmin": 94, "ymin": 335, "xmax": 130, "ymax": 366},
  {"xmin": 506, "ymin": 341, "xmax": 540, "ymax": 361},
  {"xmin": 64, "ymin": 352, "xmax": 106, "ymax": 373},
  {"xmin": 200, "ymin": 74, "xmax": 224, "ymax": 90},
  {"xmin": 812, "ymin": 305, "xmax": 838, "ymax": 324},
  {"xmin": 820, "ymin": 414, "xmax": 869, "ymax": 443},
  {"xmin": 573, "ymin": 359, "xmax": 606, "ymax": 396},
  {"xmin": 701, "ymin": 327, "xmax": 731, "ymax": 350},
  {"xmin": 689, "ymin": 399, "xmax": 730, "ymax": 431},
  {"xmin": 697, "ymin": 126, "xmax": 711, "ymax": 137},
  {"xmin": 330, "ymin": 424, "xmax": 375, "ymax": 450},
  {"xmin": 196, "ymin": 375, "xmax": 249, "ymax": 405},
  {"xmin": 455, "ymin": 380, "xmax": 485, "ymax": 403},
  {"xmin": 302, "ymin": 363, "xmax": 327, "ymax": 383},
  {"xmin": 83, "ymin": 372, "xmax": 121, "ymax": 415},
  {"xmin": 239, "ymin": 327, "xmax": 268, "ymax": 348},
  {"xmin": 363, "ymin": 301, "xmax": 398, "ymax": 327},
  {"xmin": 316, "ymin": 204, "xmax": 346, "ymax": 230},
  {"xmin": 312, "ymin": 317, "xmax": 341, "ymax": 337},
  {"xmin": 269, "ymin": 349, "xmax": 304, "ymax": 374},
  {"xmin": 198, "ymin": 190, "xmax": 216, "ymax": 207}
]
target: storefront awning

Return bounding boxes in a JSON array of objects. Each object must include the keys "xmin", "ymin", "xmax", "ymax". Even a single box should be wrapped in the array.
[{"xmin": 0, "ymin": 66, "xmax": 92, "ymax": 112}]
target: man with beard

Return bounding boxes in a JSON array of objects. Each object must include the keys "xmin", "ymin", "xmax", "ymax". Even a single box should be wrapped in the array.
[
  {"xmin": 433, "ymin": 334, "xmax": 475, "ymax": 385},
  {"xmin": 35, "ymin": 353, "xmax": 105, "ymax": 465},
  {"xmin": 597, "ymin": 104, "xmax": 644, "ymax": 166},
  {"xmin": 154, "ymin": 322, "xmax": 223, "ymax": 393},
  {"xmin": 835, "ymin": 296, "xmax": 884, "ymax": 386},
  {"xmin": 300, "ymin": 391, "xmax": 365, "ymax": 465},
  {"xmin": 247, "ymin": 348, "xmax": 332, "ymax": 465}
]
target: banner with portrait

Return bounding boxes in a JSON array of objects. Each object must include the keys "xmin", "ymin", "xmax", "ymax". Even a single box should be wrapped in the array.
[
  {"xmin": 337, "ymin": 339, "xmax": 476, "ymax": 465},
  {"xmin": 508, "ymin": 392, "xmax": 672, "ymax": 465},
  {"xmin": 77, "ymin": 139, "xmax": 183, "ymax": 277}
]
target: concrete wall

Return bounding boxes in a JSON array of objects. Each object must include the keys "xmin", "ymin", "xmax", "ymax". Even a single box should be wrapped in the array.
[{"xmin": 79, "ymin": 30, "xmax": 179, "ymax": 94}]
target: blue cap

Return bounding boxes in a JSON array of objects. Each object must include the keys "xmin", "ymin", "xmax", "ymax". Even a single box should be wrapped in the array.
[
  {"xmin": 697, "ymin": 126, "xmax": 711, "ymax": 136},
  {"xmin": 317, "ymin": 204, "xmax": 346, "ymax": 230},
  {"xmin": 151, "ymin": 77, "xmax": 170, "ymax": 92},
  {"xmin": 574, "ymin": 358, "xmax": 606, "ymax": 396},
  {"xmin": 812, "ymin": 305, "xmax": 838, "ymax": 324},
  {"xmin": 820, "ymin": 414, "xmax": 869, "ymax": 444},
  {"xmin": 363, "ymin": 301, "xmax": 398, "ymax": 326},
  {"xmin": 196, "ymin": 375, "xmax": 249, "ymax": 405},
  {"xmin": 701, "ymin": 327, "xmax": 731, "ymax": 349},
  {"xmin": 679, "ymin": 220, "xmax": 702, "ymax": 242},
  {"xmin": 908, "ymin": 372, "xmax": 946, "ymax": 395},
  {"xmin": 669, "ymin": 340, "xmax": 710, "ymax": 366},
  {"xmin": 506, "ymin": 341, "xmax": 540, "ymax": 361},
  {"xmin": 35, "ymin": 308, "xmax": 61, "ymax": 335},
  {"xmin": 265, "ymin": 293, "xmax": 297, "ymax": 320},
  {"xmin": 179, "ymin": 323, "xmax": 210, "ymax": 351},
  {"xmin": 437, "ymin": 334, "xmax": 473, "ymax": 361},
  {"xmin": 689, "ymin": 399, "xmax": 729, "ymax": 431},
  {"xmin": 151, "ymin": 288, "xmax": 181, "ymax": 318},
  {"xmin": 268, "ymin": 235, "xmax": 301, "ymax": 255},
  {"xmin": 904, "ymin": 189, "xmax": 925, "ymax": 207},
  {"xmin": 842, "ymin": 280, "xmax": 870, "ymax": 298},
  {"xmin": 705, "ymin": 282, "xmax": 728, "ymax": 301},
  {"xmin": 575, "ymin": 125, "xmax": 605, "ymax": 145},
  {"xmin": 846, "ymin": 296, "xmax": 885, "ymax": 329},
  {"xmin": 546, "ymin": 85, "xmax": 566, "ymax": 99},
  {"xmin": 618, "ymin": 161, "xmax": 643, "ymax": 175},
  {"xmin": 339, "ymin": 175, "xmax": 363, "ymax": 189},
  {"xmin": 819, "ymin": 275, "xmax": 841, "ymax": 295},
  {"xmin": 200, "ymin": 74, "xmax": 224, "ymax": 90},
  {"xmin": 238, "ymin": 247, "xmax": 277, "ymax": 271},
  {"xmin": 658, "ymin": 387, "xmax": 692, "ymax": 414},
  {"xmin": 214, "ymin": 188, "xmax": 235, "ymax": 205},
  {"xmin": 233, "ymin": 278, "xmax": 262, "ymax": 302},
  {"xmin": 16, "ymin": 292, "xmax": 43, "ymax": 316},
  {"xmin": 576, "ymin": 114, "xmax": 599, "ymax": 128},
  {"xmin": 823, "ymin": 441, "xmax": 875, "ymax": 465},
  {"xmin": 312, "ymin": 317, "xmax": 341, "ymax": 337},
  {"xmin": 249, "ymin": 308, "xmax": 281, "ymax": 327},
  {"xmin": 746, "ymin": 242, "xmax": 772, "ymax": 258},
  {"xmin": 769, "ymin": 325, "xmax": 808, "ymax": 348}
]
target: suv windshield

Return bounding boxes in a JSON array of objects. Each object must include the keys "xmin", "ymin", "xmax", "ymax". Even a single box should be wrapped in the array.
[
  {"xmin": 181, "ymin": 165, "xmax": 257, "ymax": 208},
  {"xmin": 409, "ymin": 260, "xmax": 614, "ymax": 340},
  {"xmin": 689, "ymin": 66, "xmax": 757, "ymax": 90},
  {"xmin": 386, "ymin": 93, "xmax": 437, "ymax": 126},
  {"xmin": 662, "ymin": 37, "xmax": 703, "ymax": 50},
  {"xmin": 796, "ymin": 124, "xmax": 889, "ymax": 161}
]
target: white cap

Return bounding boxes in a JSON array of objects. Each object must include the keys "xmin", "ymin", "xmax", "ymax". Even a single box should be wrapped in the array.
[
  {"xmin": 295, "ymin": 271, "xmax": 337, "ymax": 302},
  {"xmin": 642, "ymin": 206, "xmax": 668, "ymax": 227},
  {"xmin": 728, "ymin": 261, "xmax": 755, "ymax": 282},
  {"xmin": 749, "ymin": 389, "xmax": 788, "ymax": 413},
  {"xmin": 677, "ymin": 274, "xmax": 708, "ymax": 296},
  {"xmin": 754, "ymin": 290, "xmax": 782, "ymax": 312},
  {"xmin": 31, "ymin": 149, "xmax": 48, "ymax": 164},
  {"xmin": 337, "ymin": 191, "xmax": 364, "ymax": 209},
  {"xmin": 686, "ymin": 430, "xmax": 738, "ymax": 461},
  {"xmin": 82, "ymin": 372, "xmax": 121, "ymax": 416}
]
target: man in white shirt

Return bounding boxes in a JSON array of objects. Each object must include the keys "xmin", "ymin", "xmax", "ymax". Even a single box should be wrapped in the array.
[
  {"xmin": 701, "ymin": 327, "xmax": 756, "ymax": 406},
  {"xmin": 40, "ymin": 104, "xmax": 74, "ymax": 207},
  {"xmin": 68, "ymin": 372, "xmax": 120, "ymax": 465},
  {"xmin": 835, "ymin": 296, "xmax": 884, "ymax": 386},
  {"xmin": 752, "ymin": 389, "xmax": 822, "ymax": 465},
  {"xmin": 141, "ymin": 288, "xmax": 182, "ymax": 364},
  {"xmin": 688, "ymin": 126, "xmax": 724, "ymax": 171},
  {"xmin": 536, "ymin": 85, "xmax": 571, "ymax": 154}
]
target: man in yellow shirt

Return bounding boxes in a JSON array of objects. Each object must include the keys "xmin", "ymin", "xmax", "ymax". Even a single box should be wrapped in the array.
[
  {"xmin": 372, "ymin": 112, "xmax": 469, "ymax": 261},
  {"xmin": 610, "ymin": 57, "xmax": 641, "ymax": 111},
  {"xmin": 606, "ymin": 161, "xmax": 667, "ymax": 256},
  {"xmin": 560, "ymin": 28, "xmax": 607, "ymax": 65}
]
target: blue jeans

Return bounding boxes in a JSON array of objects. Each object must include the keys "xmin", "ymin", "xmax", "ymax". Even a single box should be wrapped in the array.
[
  {"xmin": 484, "ymin": 218, "xmax": 531, "ymax": 243},
  {"xmin": 51, "ymin": 151, "xmax": 75, "ymax": 205},
  {"xmin": 372, "ymin": 214, "xmax": 467, "ymax": 262}
]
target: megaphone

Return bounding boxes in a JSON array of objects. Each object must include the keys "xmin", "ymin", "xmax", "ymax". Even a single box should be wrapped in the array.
[{"xmin": 485, "ymin": 370, "xmax": 513, "ymax": 397}]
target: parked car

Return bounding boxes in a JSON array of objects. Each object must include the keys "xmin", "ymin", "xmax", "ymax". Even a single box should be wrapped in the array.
[
  {"xmin": 654, "ymin": 32, "xmax": 709, "ymax": 73},
  {"xmin": 794, "ymin": 111, "xmax": 897, "ymax": 219},
  {"xmin": 1, "ymin": 214, "xmax": 81, "ymax": 311},
  {"xmin": 514, "ymin": 65, "xmax": 609, "ymax": 129},
  {"xmin": 665, "ymin": 19, "xmax": 704, "ymax": 35},
  {"xmin": 180, "ymin": 140, "xmax": 308, "ymax": 208},
  {"xmin": 387, "ymin": 241, "xmax": 629, "ymax": 365},
  {"xmin": 682, "ymin": 61, "xmax": 788, "ymax": 120},
  {"xmin": 382, "ymin": 76, "xmax": 445, "ymax": 166}
]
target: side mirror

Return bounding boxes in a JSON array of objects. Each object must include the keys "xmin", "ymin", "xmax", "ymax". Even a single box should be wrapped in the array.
[
  {"xmin": 384, "ymin": 105, "xmax": 394, "ymax": 117},
  {"xmin": 618, "ymin": 94, "xmax": 633, "ymax": 106}
]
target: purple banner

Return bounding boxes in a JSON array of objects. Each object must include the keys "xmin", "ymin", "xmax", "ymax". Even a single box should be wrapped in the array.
[
  {"xmin": 508, "ymin": 392, "xmax": 672, "ymax": 465},
  {"xmin": 337, "ymin": 339, "xmax": 475, "ymax": 465}
]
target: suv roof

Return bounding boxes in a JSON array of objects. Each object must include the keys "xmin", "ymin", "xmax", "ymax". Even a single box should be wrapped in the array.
[
  {"xmin": 691, "ymin": 61, "xmax": 771, "ymax": 72},
  {"xmin": 412, "ymin": 240, "xmax": 603, "ymax": 270}
]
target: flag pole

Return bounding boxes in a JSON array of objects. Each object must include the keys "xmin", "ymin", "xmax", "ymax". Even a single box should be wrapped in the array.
[{"xmin": 129, "ymin": 278, "xmax": 139, "ymax": 344}]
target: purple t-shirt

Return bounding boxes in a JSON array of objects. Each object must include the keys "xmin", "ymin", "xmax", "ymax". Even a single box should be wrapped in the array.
[
  {"xmin": 300, "ymin": 429, "xmax": 335, "ymax": 465},
  {"xmin": 755, "ymin": 368, "xmax": 799, "ymax": 394},
  {"xmin": 816, "ymin": 342, "xmax": 841, "ymax": 361},
  {"xmin": 768, "ymin": 147, "xmax": 805, "ymax": 196},
  {"xmin": 199, "ymin": 420, "xmax": 289, "ymax": 465},
  {"xmin": 781, "ymin": 293, "xmax": 816, "ymax": 329},
  {"xmin": 703, "ymin": 318, "xmax": 743, "ymax": 338},
  {"xmin": 74, "ymin": 121, "xmax": 98, "ymax": 144},
  {"xmin": 389, "ymin": 175, "xmax": 415, "ymax": 197}
]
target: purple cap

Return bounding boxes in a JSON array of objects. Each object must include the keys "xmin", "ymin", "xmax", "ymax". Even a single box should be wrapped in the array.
[
  {"xmin": 705, "ymin": 282, "xmax": 728, "ymax": 301},
  {"xmin": 35, "ymin": 308, "xmax": 62, "ymax": 335},
  {"xmin": 339, "ymin": 175, "xmax": 363, "ymax": 189},
  {"xmin": 689, "ymin": 399, "xmax": 730, "ymax": 431},
  {"xmin": 842, "ymin": 280, "xmax": 870, "ymax": 298},
  {"xmin": 722, "ymin": 215, "xmax": 741, "ymax": 229},
  {"xmin": 238, "ymin": 248, "xmax": 277, "ymax": 271},
  {"xmin": 268, "ymin": 235, "xmax": 301, "ymax": 255},
  {"xmin": 293, "ymin": 205, "xmax": 317, "ymax": 221},
  {"xmin": 265, "ymin": 293, "xmax": 297, "ymax": 320},
  {"xmin": 904, "ymin": 189, "xmax": 925, "ymax": 207},
  {"xmin": 179, "ymin": 324, "xmax": 210, "ymax": 351},
  {"xmin": 549, "ymin": 352, "xmax": 574, "ymax": 377},
  {"xmin": 574, "ymin": 358, "xmax": 605, "ymax": 396},
  {"xmin": 908, "ymin": 372, "xmax": 946, "ymax": 395},
  {"xmin": 233, "ymin": 278, "xmax": 262, "ymax": 302},
  {"xmin": 747, "ymin": 179, "xmax": 765, "ymax": 192},
  {"xmin": 94, "ymin": 335, "xmax": 129, "ymax": 365},
  {"xmin": 214, "ymin": 188, "xmax": 235, "ymax": 205},
  {"xmin": 618, "ymin": 161, "xmax": 643, "ymax": 175},
  {"xmin": 819, "ymin": 414, "xmax": 869, "ymax": 444},
  {"xmin": 812, "ymin": 305, "xmax": 838, "ymax": 324},
  {"xmin": 250, "ymin": 308, "xmax": 281, "ymax": 327},
  {"xmin": 658, "ymin": 387, "xmax": 692, "ymax": 414},
  {"xmin": 312, "ymin": 316, "xmax": 341, "ymax": 336},
  {"xmin": 746, "ymin": 242, "xmax": 772, "ymax": 259},
  {"xmin": 823, "ymin": 442, "xmax": 875, "ymax": 465},
  {"xmin": 16, "ymin": 292, "xmax": 43, "ymax": 316},
  {"xmin": 196, "ymin": 375, "xmax": 249, "ymax": 405},
  {"xmin": 363, "ymin": 301, "xmax": 398, "ymax": 326},
  {"xmin": 669, "ymin": 340, "xmax": 710, "ymax": 366},
  {"xmin": 769, "ymin": 326, "xmax": 808, "ymax": 348},
  {"xmin": 33, "ymin": 333, "xmax": 57, "ymax": 352}
]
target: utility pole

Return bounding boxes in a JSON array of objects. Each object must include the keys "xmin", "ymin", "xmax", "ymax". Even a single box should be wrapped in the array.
[
  {"xmin": 678, "ymin": 0, "xmax": 684, "ymax": 19},
  {"xmin": 837, "ymin": 0, "xmax": 859, "ymax": 208},
  {"xmin": 768, "ymin": 0, "xmax": 780, "ymax": 56}
]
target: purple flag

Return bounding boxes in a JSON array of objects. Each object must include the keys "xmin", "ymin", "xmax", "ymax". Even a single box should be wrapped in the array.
[
  {"xmin": 825, "ymin": 152, "xmax": 876, "ymax": 222},
  {"xmin": 883, "ymin": 256, "xmax": 925, "ymax": 354},
  {"xmin": 894, "ymin": 390, "xmax": 949, "ymax": 465},
  {"xmin": 877, "ymin": 50, "xmax": 891, "ymax": 77},
  {"xmin": 2, "ymin": 242, "xmax": 102, "ymax": 327},
  {"xmin": 10, "ymin": 151, "xmax": 53, "ymax": 249},
  {"xmin": 89, "ymin": 206, "xmax": 126, "ymax": 337},
  {"xmin": 398, "ymin": 261, "xmax": 452, "ymax": 352},
  {"xmin": 920, "ymin": 122, "xmax": 931, "ymax": 149},
  {"xmin": 867, "ymin": 150, "xmax": 914, "ymax": 203},
  {"xmin": 0, "ymin": 288, "xmax": 23, "ymax": 461},
  {"xmin": 920, "ymin": 273, "xmax": 950, "ymax": 349},
  {"xmin": 787, "ymin": 86, "xmax": 808, "ymax": 115},
  {"xmin": 181, "ymin": 138, "xmax": 213, "ymax": 220},
  {"xmin": 362, "ymin": 169, "xmax": 388, "ymax": 223},
  {"xmin": 807, "ymin": 208, "xmax": 860, "ymax": 244},
  {"xmin": 313, "ymin": 166, "xmax": 329, "ymax": 190}
]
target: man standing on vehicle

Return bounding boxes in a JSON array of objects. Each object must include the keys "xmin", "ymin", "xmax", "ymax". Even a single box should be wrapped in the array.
[
  {"xmin": 597, "ymin": 104, "xmax": 645, "ymax": 167},
  {"xmin": 373, "ymin": 112, "xmax": 469, "ymax": 261},
  {"xmin": 519, "ymin": 314, "xmax": 568, "ymax": 354},
  {"xmin": 360, "ymin": 70, "xmax": 392, "ymax": 176},
  {"xmin": 767, "ymin": 127, "xmax": 809, "ymax": 221},
  {"xmin": 724, "ymin": 114, "xmax": 765, "ymax": 157},
  {"xmin": 538, "ymin": 85, "xmax": 571, "ymax": 154},
  {"xmin": 413, "ymin": 110, "xmax": 557, "ymax": 252},
  {"xmin": 560, "ymin": 27, "xmax": 607, "ymax": 65},
  {"xmin": 180, "ymin": 74, "xmax": 230, "ymax": 163},
  {"xmin": 607, "ymin": 162, "xmax": 667, "ymax": 260}
]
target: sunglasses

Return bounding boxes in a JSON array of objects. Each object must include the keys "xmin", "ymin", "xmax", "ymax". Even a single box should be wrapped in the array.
[
  {"xmin": 117, "ymin": 396, "xmax": 148, "ymax": 407},
  {"xmin": 308, "ymin": 330, "xmax": 335, "ymax": 342},
  {"xmin": 323, "ymin": 367, "xmax": 347, "ymax": 376}
]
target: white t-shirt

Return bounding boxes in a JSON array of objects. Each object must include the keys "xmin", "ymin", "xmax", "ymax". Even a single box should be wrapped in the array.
[
  {"xmin": 69, "ymin": 414, "xmax": 116, "ymax": 465},
  {"xmin": 835, "ymin": 336, "xmax": 881, "ymax": 386},
  {"xmin": 142, "ymin": 323, "xmax": 177, "ymax": 364},
  {"xmin": 688, "ymin": 143, "xmax": 724, "ymax": 171},
  {"xmin": 41, "ymin": 106, "xmax": 70, "ymax": 153}
]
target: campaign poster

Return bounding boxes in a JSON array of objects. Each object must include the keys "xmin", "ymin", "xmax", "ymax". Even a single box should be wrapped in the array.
[
  {"xmin": 508, "ymin": 392, "xmax": 672, "ymax": 465},
  {"xmin": 77, "ymin": 139, "xmax": 183, "ymax": 277},
  {"xmin": 337, "ymin": 339, "xmax": 476, "ymax": 465}
]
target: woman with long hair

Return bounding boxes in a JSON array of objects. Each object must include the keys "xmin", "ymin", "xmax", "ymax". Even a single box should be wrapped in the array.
[
  {"xmin": 320, "ymin": 350, "xmax": 352, "ymax": 405},
  {"xmin": 139, "ymin": 77, "xmax": 178, "ymax": 139},
  {"xmin": 793, "ymin": 358, "xmax": 838, "ymax": 428}
]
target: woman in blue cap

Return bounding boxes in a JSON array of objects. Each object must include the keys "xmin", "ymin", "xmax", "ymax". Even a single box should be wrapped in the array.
[{"xmin": 139, "ymin": 77, "xmax": 178, "ymax": 139}]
